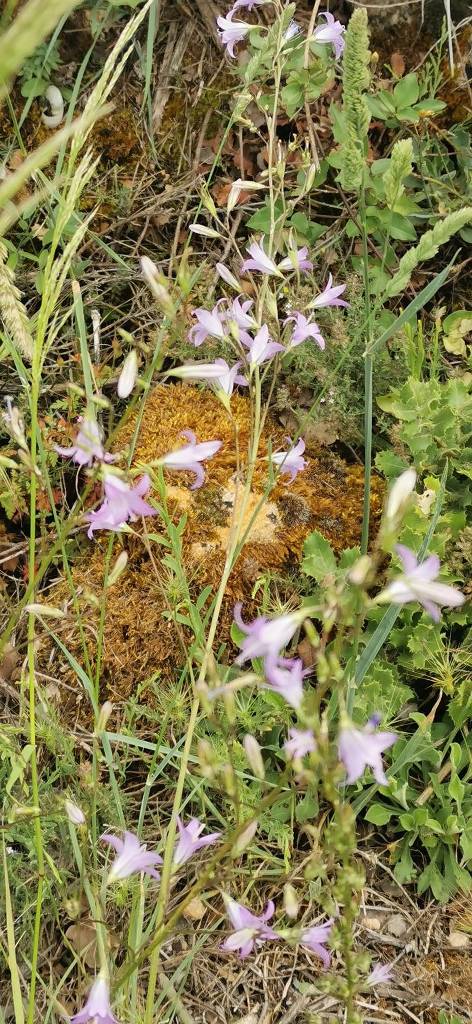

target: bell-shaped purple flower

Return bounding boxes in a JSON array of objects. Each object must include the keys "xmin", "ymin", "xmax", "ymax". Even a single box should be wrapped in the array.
[
  {"xmin": 300, "ymin": 919, "xmax": 333, "ymax": 968},
  {"xmin": 264, "ymin": 655, "xmax": 306, "ymax": 710},
  {"xmin": 311, "ymin": 273, "xmax": 348, "ymax": 309},
  {"xmin": 284, "ymin": 312, "xmax": 325, "ymax": 351},
  {"xmin": 71, "ymin": 976, "xmax": 118, "ymax": 1024},
  {"xmin": 278, "ymin": 246, "xmax": 313, "ymax": 273},
  {"xmin": 229, "ymin": 0, "xmax": 265, "ymax": 13},
  {"xmin": 173, "ymin": 816, "xmax": 221, "ymax": 867},
  {"xmin": 234, "ymin": 604, "xmax": 300, "ymax": 665},
  {"xmin": 217, "ymin": 13, "xmax": 252, "ymax": 57},
  {"xmin": 368, "ymin": 963, "xmax": 392, "ymax": 986},
  {"xmin": 242, "ymin": 324, "xmax": 283, "ymax": 369},
  {"xmin": 101, "ymin": 830, "xmax": 163, "ymax": 882},
  {"xmin": 170, "ymin": 359, "xmax": 246, "ymax": 398},
  {"xmin": 161, "ymin": 429, "xmax": 222, "ymax": 489},
  {"xmin": 284, "ymin": 727, "xmax": 316, "ymax": 761},
  {"xmin": 241, "ymin": 239, "xmax": 280, "ymax": 276},
  {"xmin": 378, "ymin": 545, "xmax": 465, "ymax": 622},
  {"xmin": 55, "ymin": 413, "xmax": 113, "ymax": 468},
  {"xmin": 86, "ymin": 473, "xmax": 154, "ymax": 538},
  {"xmin": 226, "ymin": 296, "xmax": 257, "ymax": 331},
  {"xmin": 313, "ymin": 12, "xmax": 345, "ymax": 59},
  {"xmin": 189, "ymin": 302, "xmax": 226, "ymax": 346},
  {"xmin": 338, "ymin": 716, "xmax": 397, "ymax": 786},
  {"xmin": 270, "ymin": 437, "xmax": 307, "ymax": 483},
  {"xmin": 221, "ymin": 896, "xmax": 278, "ymax": 957}
]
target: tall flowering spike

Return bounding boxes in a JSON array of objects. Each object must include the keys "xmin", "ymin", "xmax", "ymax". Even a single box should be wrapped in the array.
[
  {"xmin": 160, "ymin": 430, "xmax": 222, "ymax": 489},
  {"xmin": 313, "ymin": 12, "xmax": 346, "ymax": 58},
  {"xmin": 243, "ymin": 324, "xmax": 283, "ymax": 368},
  {"xmin": 284, "ymin": 312, "xmax": 325, "ymax": 351},
  {"xmin": 264, "ymin": 656, "xmax": 306, "ymax": 710},
  {"xmin": 278, "ymin": 246, "xmax": 313, "ymax": 273},
  {"xmin": 233, "ymin": 604, "xmax": 301, "ymax": 665},
  {"xmin": 55, "ymin": 413, "xmax": 113, "ymax": 468},
  {"xmin": 217, "ymin": 13, "xmax": 252, "ymax": 57},
  {"xmin": 310, "ymin": 274, "xmax": 349, "ymax": 309},
  {"xmin": 270, "ymin": 438, "xmax": 307, "ymax": 483},
  {"xmin": 86, "ymin": 473, "xmax": 154, "ymax": 538},
  {"xmin": 101, "ymin": 830, "xmax": 162, "ymax": 882},
  {"xmin": 338, "ymin": 716, "xmax": 397, "ymax": 786},
  {"xmin": 71, "ymin": 976, "xmax": 118, "ymax": 1024},
  {"xmin": 173, "ymin": 817, "xmax": 221, "ymax": 867},
  {"xmin": 300, "ymin": 920, "xmax": 334, "ymax": 968},
  {"xmin": 241, "ymin": 239, "xmax": 280, "ymax": 276},
  {"xmin": 221, "ymin": 896, "xmax": 278, "ymax": 958},
  {"xmin": 378, "ymin": 545, "xmax": 465, "ymax": 622},
  {"xmin": 284, "ymin": 727, "xmax": 316, "ymax": 761},
  {"xmin": 189, "ymin": 303, "xmax": 226, "ymax": 346}
]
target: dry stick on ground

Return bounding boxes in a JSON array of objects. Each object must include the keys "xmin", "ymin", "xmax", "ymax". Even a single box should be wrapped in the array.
[
  {"xmin": 152, "ymin": 21, "xmax": 194, "ymax": 131},
  {"xmin": 193, "ymin": 0, "xmax": 221, "ymax": 46}
]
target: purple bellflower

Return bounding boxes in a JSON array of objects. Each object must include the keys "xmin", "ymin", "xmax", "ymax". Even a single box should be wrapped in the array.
[
  {"xmin": 285, "ymin": 727, "xmax": 316, "ymax": 761},
  {"xmin": 300, "ymin": 919, "xmax": 334, "ymax": 968},
  {"xmin": 368, "ymin": 963, "xmax": 393, "ymax": 986},
  {"xmin": 313, "ymin": 12, "xmax": 346, "ymax": 58},
  {"xmin": 173, "ymin": 816, "xmax": 221, "ymax": 867},
  {"xmin": 170, "ymin": 359, "xmax": 246, "ymax": 398},
  {"xmin": 284, "ymin": 312, "xmax": 325, "ymax": 351},
  {"xmin": 270, "ymin": 437, "xmax": 307, "ymax": 482},
  {"xmin": 217, "ymin": 13, "xmax": 252, "ymax": 57},
  {"xmin": 101, "ymin": 830, "xmax": 162, "ymax": 882},
  {"xmin": 242, "ymin": 324, "xmax": 283, "ymax": 368},
  {"xmin": 229, "ymin": 0, "xmax": 265, "ymax": 12},
  {"xmin": 241, "ymin": 239, "xmax": 280, "ymax": 276},
  {"xmin": 221, "ymin": 896, "xmax": 278, "ymax": 957},
  {"xmin": 264, "ymin": 656, "xmax": 306, "ymax": 710},
  {"xmin": 278, "ymin": 246, "xmax": 313, "ymax": 272},
  {"xmin": 71, "ymin": 976, "xmax": 118, "ymax": 1024},
  {"xmin": 338, "ymin": 715, "xmax": 397, "ymax": 786},
  {"xmin": 189, "ymin": 302, "xmax": 226, "ymax": 346},
  {"xmin": 226, "ymin": 296, "xmax": 257, "ymax": 331},
  {"xmin": 311, "ymin": 273, "xmax": 349, "ymax": 309},
  {"xmin": 160, "ymin": 429, "xmax": 222, "ymax": 489},
  {"xmin": 379, "ymin": 545, "xmax": 465, "ymax": 622},
  {"xmin": 233, "ymin": 604, "xmax": 300, "ymax": 665},
  {"xmin": 86, "ymin": 473, "xmax": 154, "ymax": 538},
  {"xmin": 55, "ymin": 413, "xmax": 113, "ymax": 468}
]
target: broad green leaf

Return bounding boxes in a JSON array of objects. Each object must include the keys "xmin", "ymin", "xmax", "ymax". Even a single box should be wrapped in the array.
[
  {"xmin": 365, "ymin": 803, "xmax": 396, "ymax": 826},
  {"xmin": 302, "ymin": 530, "xmax": 336, "ymax": 581}
]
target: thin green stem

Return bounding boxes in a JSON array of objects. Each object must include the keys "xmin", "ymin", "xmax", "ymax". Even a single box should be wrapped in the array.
[{"xmin": 360, "ymin": 187, "xmax": 373, "ymax": 556}]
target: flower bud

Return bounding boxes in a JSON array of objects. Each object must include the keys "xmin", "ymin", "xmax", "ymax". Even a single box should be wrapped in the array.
[
  {"xmin": 65, "ymin": 799, "xmax": 86, "ymax": 825},
  {"xmin": 231, "ymin": 819, "xmax": 257, "ymax": 856},
  {"xmin": 105, "ymin": 550, "xmax": 128, "ymax": 588},
  {"xmin": 385, "ymin": 468, "xmax": 416, "ymax": 524},
  {"xmin": 188, "ymin": 223, "xmax": 221, "ymax": 239},
  {"xmin": 283, "ymin": 883, "xmax": 299, "ymax": 919},
  {"xmin": 96, "ymin": 701, "xmax": 113, "ymax": 732},
  {"xmin": 216, "ymin": 262, "xmax": 241, "ymax": 291},
  {"xmin": 117, "ymin": 350, "xmax": 138, "ymax": 399},
  {"xmin": 348, "ymin": 555, "xmax": 372, "ymax": 586},
  {"xmin": 243, "ymin": 734, "xmax": 265, "ymax": 780}
]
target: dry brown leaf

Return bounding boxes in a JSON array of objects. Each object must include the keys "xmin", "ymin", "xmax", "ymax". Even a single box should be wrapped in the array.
[
  {"xmin": 391, "ymin": 51, "xmax": 406, "ymax": 78},
  {"xmin": 66, "ymin": 920, "xmax": 119, "ymax": 967},
  {"xmin": 183, "ymin": 897, "xmax": 206, "ymax": 921}
]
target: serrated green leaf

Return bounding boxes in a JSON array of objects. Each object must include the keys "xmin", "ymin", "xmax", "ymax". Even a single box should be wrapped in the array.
[{"xmin": 302, "ymin": 530, "xmax": 336, "ymax": 581}]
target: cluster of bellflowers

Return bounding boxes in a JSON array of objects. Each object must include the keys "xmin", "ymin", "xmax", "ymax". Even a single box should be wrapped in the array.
[{"xmin": 216, "ymin": 1, "xmax": 346, "ymax": 61}]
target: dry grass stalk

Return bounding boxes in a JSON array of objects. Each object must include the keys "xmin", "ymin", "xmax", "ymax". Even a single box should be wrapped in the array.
[{"xmin": 0, "ymin": 240, "xmax": 34, "ymax": 362}]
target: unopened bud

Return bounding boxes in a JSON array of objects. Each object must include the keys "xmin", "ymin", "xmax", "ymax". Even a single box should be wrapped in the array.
[
  {"xmin": 222, "ymin": 763, "xmax": 237, "ymax": 798},
  {"xmin": 96, "ymin": 701, "xmax": 113, "ymax": 732},
  {"xmin": 64, "ymin": 799, "xmax": 86, "ymax": 825},
  {"xmin": 264, "ymin": 290, "xmax": 279, "ymax": 321},
  {"xmin": 232, "ymin": 819, "xmax": 257, "ymax": 856},
  {"xmin": 140, "ymin": 257, "xmax": 176, "ymax": 317},
  {"xmin": 348, "ymin": 555, "xmax": 372, "ymax": 586},
  {"xmin": 243, "ymin": 734, "xmax": 265, "ymax": 780},
  {"xmin": 117, "ymin": 350, "xmax": 138, "ymax": 399},
  {"xmin": 24, "ymin": 603, "xmax": 66, "ymax": 619},
  {"xmin": 216, "ymin": 262, "xmax": 241, "ymax": 291},
  {"xmin": 3, "ymin": 397, "xmax": 27, "ymax": 450},
  {"xmin": 188, "ymin": 223, "xmax": 221, "ymax": 239},
  {"xmin": 105, "ymin": 550, "xmax": 128, "ymax": 588},
  {"xmin": 283, "ymin": 883, "xmax": 299, "ymax": 919},
  {"xmin": 385, "ymin": 468, "xmax": 416, "ymax": 524},
  {"xmin": 200, "ymin": 187, "xmax": 218, "ymax": 219}
]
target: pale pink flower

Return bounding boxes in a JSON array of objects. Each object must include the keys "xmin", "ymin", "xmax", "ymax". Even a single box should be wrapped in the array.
[
  {"xmin": 189, "ymin": 302, "xmax": 226, "ymax": 346},
  {"xmin": 226, "ymin": 296, "xmax": 257, "ymax": 331},
  {"xmin": 264, "ymin": 656, "xmax": 306, "ymax": 710},
  {"xmin": 284, "ymin": 727, "xmax": 316, "ymax": 760},
  {"xmin": 216, "ymin": 262, "xmax": 241, "ymax": 290},
  {"xmin": 378, "ymin": 545, "xmax": 465, "ymax": 622},
  {"xmin": 242, "ymin": 324, "xmax": 283, "ymax": 368},
  {"xmin": 173, "ymin": 817, "xmax": 221, "ymax": 867},
  {"xmin": 86, "ymin": 473, "xmax": 154, "ymax": 538},
  {"xmin": 338, "ymin": 715, "xmax": 397, "ymax": 786},
  {"xmin": 71, "ymin": 976, "xmax": 118, "ymax": 1024},
  {"xmin": 101, "ymin": 830, "xmax": 162, "ymax": 882},
  {"xmin": 161, "ymin": 429, "xmax": 222, "ymax": 489},
  {"xmin": 284, "ymin": 312, "xmax": 325, "ymax": 351},
  {"xmin": 241, "ymin": 239, "xmax": 280, "ymax": 276},
  {"xmin": 230, "ymin": 0, "xmax": 265, "ymax": 12},
  {"xmin": 170, "ymin": 359, "xmax": 246, "ymax": 398},
  {"xmin": 278, "ymin": 247, "xmax": 313, "ymax": 273},
  {"xmin": 313, "ymin": 12, "xmax": 345, "ymax": 59},
  {"xmin": 300, "ymin": 919, "xmax": 333, "ymax": 968},
  {"xmin": 311, "ymin": 274, "xmax": 348, "ymax": 308},
  {"xmin": 55, "ymin": 413, "xmax": 113, "ymax": 467},
  {"xmin": 368, "ymin": 963, "xmax": 393, "ymax": 986},
  {"xmin": 221, "ymin": 896, "xmax": 278, "ymax": 957},
  {"xmin": 65, "ymin": 800, "xmax": 85, "ymax": 826},
  {"xmin": 234, "ymin": 604, "xmax": 300, "ymax": 665},
  {"xmin": 284, "ymin": 20, "xmax": 300, "ymax": 42},
  {"xmin": 270, "ymin": 437, "xmax": 307, "ymax": 482},
  {"xmin": 217, "ymin": 13, "xmax": 252, "ymax": 57}
]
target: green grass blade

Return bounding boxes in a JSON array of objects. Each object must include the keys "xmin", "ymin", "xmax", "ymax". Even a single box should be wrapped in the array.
[{"xmin": 2, "ymin": 840, "xmax": 25, "ymax": 1024}]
